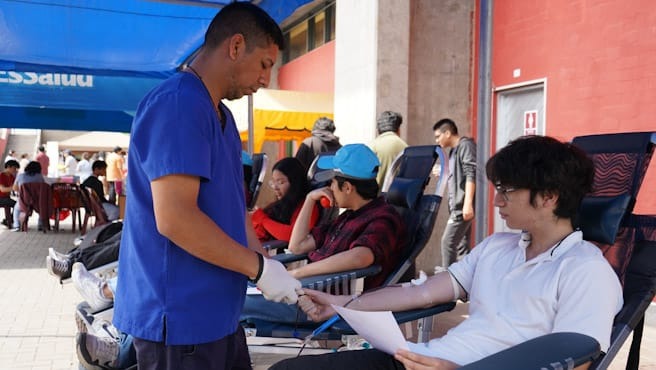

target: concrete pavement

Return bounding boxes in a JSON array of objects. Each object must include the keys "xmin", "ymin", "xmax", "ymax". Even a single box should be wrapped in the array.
[{"xmin": 0, "ymin": 216, "xmax": 655, "ymax": 369}]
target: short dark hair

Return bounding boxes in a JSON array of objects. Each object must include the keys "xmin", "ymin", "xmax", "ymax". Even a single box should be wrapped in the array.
[
  {"xmin": 204, "ymin": 2, "xmax": 284, "ymax": 52},
  {"xmin": 4, "ymin": 160, "xmax": 19, "ymax": 169},
  {"xmin": 37, "ymin": 145, "xmax": 45, "ymax": 152},
  {"xmin": 377, "ymin": 111, "xmax": 403, "ymax": 134},
  {"xmin": 335, "ymin": 176, "xmax": 379, "ymax": 200},
  {"xmin": 92, "ymin": 160, "xmax": 107, "ymax": 171},
  {"xmin": 433, "ymin": 118, "xmax": 458, "ymax": 135},
  {"xmin": 486, "ymin": 135, "xmax": 594, "ymax": 222},
  {"xmin": 24, "ymin": 161, "xmax": 42, "ymax": 176}
]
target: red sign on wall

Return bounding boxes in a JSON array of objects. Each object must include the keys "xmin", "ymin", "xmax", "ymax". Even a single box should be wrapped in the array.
[{"xmin": 524, "ymin": 110, "xmax": 538, "ymax": 135}]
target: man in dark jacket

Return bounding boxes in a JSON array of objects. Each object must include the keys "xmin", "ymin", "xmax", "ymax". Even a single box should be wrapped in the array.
[{"xmin": 295, "ymin": 116, "xmax": 342, "ymax": 170}]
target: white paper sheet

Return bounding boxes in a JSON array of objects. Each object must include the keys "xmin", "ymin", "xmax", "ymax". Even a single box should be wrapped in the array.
[{"xmin": 332, "ymin": 305, "xmax": 409, "ymax": 355}]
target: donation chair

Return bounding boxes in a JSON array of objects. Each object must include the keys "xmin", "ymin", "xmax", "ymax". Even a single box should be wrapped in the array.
[
  {"xmin": 247, "ymin": 153, "xmax": 267, "ymax": 211},
  {"xmin": 459, "ymin": 131, "xmax": 656, "ymax": 370},
  {"xmin": 245, "ymin": 145, "xmax": 455, "ymax": 339}
]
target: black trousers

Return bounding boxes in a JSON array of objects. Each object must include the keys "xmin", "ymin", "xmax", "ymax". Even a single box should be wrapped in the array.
[
  {"xmin": 133, "ymin": 326, "xmax": 252, "ymax": 370},
  {"xmin": 270, "ymin": 349, "xmax": 405, "ymax": 370}
]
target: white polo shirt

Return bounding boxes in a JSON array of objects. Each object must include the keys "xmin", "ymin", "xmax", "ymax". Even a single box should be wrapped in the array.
[{"xmin": 408, "ymin": 231, "xmax": 623, "ymax": 366}]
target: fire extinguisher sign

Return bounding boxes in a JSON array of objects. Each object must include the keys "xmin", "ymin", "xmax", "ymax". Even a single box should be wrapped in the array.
[{"xmin": 523, "ymin": 110, "xmax": 538, "ymax": 136}]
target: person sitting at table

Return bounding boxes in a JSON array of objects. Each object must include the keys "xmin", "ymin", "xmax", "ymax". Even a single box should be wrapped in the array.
[
  {"xmin": 251, "ymin": 157, "xmax": 320, "ymax": 242},
  {"xmin": 1, "ymin": 160, "xmax": 19, "ymax": 228},
  {"xmin": 81, "ymin": 160, "xmax": 119, "ymax": 221},
  {"xmin": 11, "ymin": 161, "xmax": 46, "ymax": 231}
]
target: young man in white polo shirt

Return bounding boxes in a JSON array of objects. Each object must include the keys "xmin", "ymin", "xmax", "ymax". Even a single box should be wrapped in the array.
[{"xmin": 272, "ymin": 135, "xmax": 623, "ymax": 370}]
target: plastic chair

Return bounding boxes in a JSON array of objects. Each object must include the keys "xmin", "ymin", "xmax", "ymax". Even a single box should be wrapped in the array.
[
  {"xmin": 18, "ymin": 182, "xmax": 52, "ymax": 233},
  {"xmin": 51, "ymin": 182, "xmax": 83, "ymax": 232},
  {"xmin": 79, "ymin": 187, "xmax": 109, "ymax": 235}
]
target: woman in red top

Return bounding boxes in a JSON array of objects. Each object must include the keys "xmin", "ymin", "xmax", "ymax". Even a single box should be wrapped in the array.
[{"xmin": 251, "ymin": 157, "xmax": 319, "ymax": 241}]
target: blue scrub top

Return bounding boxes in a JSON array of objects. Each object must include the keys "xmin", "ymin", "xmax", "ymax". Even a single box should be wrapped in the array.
[{"xmin": 113, "ymin": 72, "xmax": 248, "ymax": 345}]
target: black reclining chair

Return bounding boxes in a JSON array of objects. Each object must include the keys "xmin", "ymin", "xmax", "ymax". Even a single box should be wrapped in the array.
[
  {"xmin": 459, "ymin": 131, "xmax": 656, "ymax": 369},
  {"xmin": 245, "ymin": 145, "xmax": 455, "ymax": 339},
  {"xmin": 247, "ymin": 152, "xmax": 267, "ymax": 211}
]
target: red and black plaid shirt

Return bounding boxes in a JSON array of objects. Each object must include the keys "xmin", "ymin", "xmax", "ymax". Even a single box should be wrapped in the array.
[{"xmin": 309, "ymin": 196, "xmax": 407, "ymax": 290}]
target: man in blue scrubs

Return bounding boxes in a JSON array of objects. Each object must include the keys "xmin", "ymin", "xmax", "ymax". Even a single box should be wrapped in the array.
[{"xmin": 113, "ymin": 3, "xmax": 301, "ymax": 369}]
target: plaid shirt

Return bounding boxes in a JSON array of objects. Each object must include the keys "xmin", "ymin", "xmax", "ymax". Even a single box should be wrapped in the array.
[{"xmin": 309, "ymin": 196, "xmax": 407, "ymax": 290}]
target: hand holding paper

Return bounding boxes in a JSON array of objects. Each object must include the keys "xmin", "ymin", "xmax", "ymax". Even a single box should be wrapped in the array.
[{"xmin": 332, "ymin": 305, "xmax": 409, "ymax": 355}]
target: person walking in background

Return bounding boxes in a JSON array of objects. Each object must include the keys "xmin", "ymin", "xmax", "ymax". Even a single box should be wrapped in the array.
[
  {"xmin": 4, "ymin": 149, "xmax": 17, "ymax": 164},
  {"xmin": 295, "ymin": 116, "xmax": 342, "ymax": 170},
  {"xmin": 434, "ymin": 118, "xmax": 477, "ymax": 267},
  {"xmin": 35, "ymin": 145, "xmax": 49, "ymax": 176},
  {"xmin": 76, "ymin": 152, "xmax": 92, "ymax": 183},
  {"xmin": 18, "ymin": 153, "xmax": 30, "ymax": 173},
  {"xmin": 105, "ymin": 146, "xmax": 123, "ymax": 204},
  {"xmin": 113, "ymin": 3, "xmax": 301, "ymax": 369},
  {"xmin": 369, "ymin": 111, "xmax": 408, "ymax": 187},
  {"xmin": 63, "ymin": 149, "xmax": 77, "ymax": 176}
]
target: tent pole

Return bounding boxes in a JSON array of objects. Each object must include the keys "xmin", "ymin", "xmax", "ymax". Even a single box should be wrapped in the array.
[{"xmin": 247, "ymin": 94, "xmax": 254, "ymax": 154}]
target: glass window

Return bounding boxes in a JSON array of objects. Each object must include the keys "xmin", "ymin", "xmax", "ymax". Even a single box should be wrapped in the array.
[
  {"xmin": 313, "ymin": 12, "xmax": 326, "ymax": 48},
  {"xmin": 288, "ymin": 21, "xmax": 308, "ymax": 61}
]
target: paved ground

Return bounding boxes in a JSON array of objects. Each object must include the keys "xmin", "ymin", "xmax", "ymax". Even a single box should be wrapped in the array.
[{"xmin": 0, "ymin": 216, "xmax": 655, "ymax": 369}]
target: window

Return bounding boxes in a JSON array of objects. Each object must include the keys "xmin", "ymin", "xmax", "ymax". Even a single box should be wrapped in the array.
[{"xmin": 283, "ymin": 2, "xmax": 335, "ymax": 63}]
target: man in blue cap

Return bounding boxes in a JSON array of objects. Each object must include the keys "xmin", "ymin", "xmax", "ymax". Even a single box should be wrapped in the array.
[{"xmin": 241, "ymin": 143, "xmax": 407, "ymax": 325}]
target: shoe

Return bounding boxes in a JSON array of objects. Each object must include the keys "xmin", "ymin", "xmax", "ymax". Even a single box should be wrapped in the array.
[
  {"xmin": 76, "ymin": 332, "xmax": 120, "ymax": 369},
  {"xmin": 48, "ymin": 247, "xmax": 70, "ymax": 260},
  {"xmin": 10, "ymin": 227, "xmax": 20, "ymax": 232},
  {"xmin": 46, "ymin": 255, "xmax": 71, "ymax": 280},
  {"xmin": 72, "ymin": 262, "xmax": 113, "ymax": 311}
]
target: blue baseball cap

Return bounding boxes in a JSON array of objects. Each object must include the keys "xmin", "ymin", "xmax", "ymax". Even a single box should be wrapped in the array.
[
  {"xmin": 241, "ymin": 150, "xmax": 253, "ymax": 166},
  {"xmin": 314, "ymin": 144, "xmax": 380, "ymax": 182}
]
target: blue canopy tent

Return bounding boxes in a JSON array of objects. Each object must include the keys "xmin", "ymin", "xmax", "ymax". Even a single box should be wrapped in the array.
[{"xmin": 0, "ymin": 0, "xmax": 312, "ymax": 132}]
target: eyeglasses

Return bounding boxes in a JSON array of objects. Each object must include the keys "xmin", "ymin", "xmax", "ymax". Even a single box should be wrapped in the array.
[
  {"xmin": 495, "ymin": 184, "xmax": 517, "ymax": 201},
  {"xmin": 268, "ymin": 179, "xmax": 288, "ymax": 189}
]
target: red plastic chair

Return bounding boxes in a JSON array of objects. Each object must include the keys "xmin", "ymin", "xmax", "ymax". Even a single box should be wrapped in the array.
[{"xmin": 51, "ymin": 182, "xmax": 83, "ymax": 232}]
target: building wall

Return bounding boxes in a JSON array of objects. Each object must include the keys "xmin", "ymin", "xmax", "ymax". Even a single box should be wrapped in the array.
[
  {"xmin": 278, "ymin": 41, "xmax": 335, "ymax": 94},
  {"xmin": 492, "ymin": 0, "xmax": 656, "ymax": 213}
]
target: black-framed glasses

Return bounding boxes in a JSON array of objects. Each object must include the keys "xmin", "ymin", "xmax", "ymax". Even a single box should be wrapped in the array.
[{"xmin": 495, "ymin": 184, "xmax": 517, "ymax": 201}]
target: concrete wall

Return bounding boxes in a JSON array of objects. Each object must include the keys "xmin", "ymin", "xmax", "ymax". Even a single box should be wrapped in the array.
[{"xmin": 406, "ymin": 0, "xmax": 476, "ymax": 273}]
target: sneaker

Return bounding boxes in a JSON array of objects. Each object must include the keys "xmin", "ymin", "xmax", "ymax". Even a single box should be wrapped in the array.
[
  {"xmin": 76, "ymin": 332, "xmax": 120, "ymax": 369},
  {"xmin": 72, "ymin": 262, "xmax": 113, "ymax": 311},
  {"xmin": 46, "ymin": 255, "xmax": 71, "ymax": 279},
  {"xmin": 48, "ymin": 247, "xmax": 70, "ymax": 261}
]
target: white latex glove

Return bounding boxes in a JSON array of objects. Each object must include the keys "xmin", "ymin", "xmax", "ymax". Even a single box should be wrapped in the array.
[{"xmin": 256, "ymin": 257, "xmax": 301, "ymax": 304}]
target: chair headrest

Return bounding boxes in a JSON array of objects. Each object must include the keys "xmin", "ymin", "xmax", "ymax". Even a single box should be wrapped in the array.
[
  {"xmin": 578, "ymin": 194, "xmax": 631, "ymax": 245},
  {"xmin": 385, "ymin": 178, "xmax": 424, "ymax": 209}
]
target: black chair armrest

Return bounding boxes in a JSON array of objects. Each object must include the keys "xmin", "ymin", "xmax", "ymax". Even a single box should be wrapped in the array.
[
  {"xmin": 262, "ymin": 239, "xmax": 289, "ymax": 254},
  {"xmin": 300, "ymin": 265, "xmax": 382, "ymax": 290},
  {"xmin": 272, "ymin": 252, "xmax": 308, "ymax": 264},
  {"xmin": 460, "ymin": 332, "xmax": 600, "ymax": 370}
]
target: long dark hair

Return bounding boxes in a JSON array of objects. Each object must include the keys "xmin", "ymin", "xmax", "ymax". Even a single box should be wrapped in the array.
[{"xmin": 264, "ymin": 157, "xmax": 310, "ymax": 224}]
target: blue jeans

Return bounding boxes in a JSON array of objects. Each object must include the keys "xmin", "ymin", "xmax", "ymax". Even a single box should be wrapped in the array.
[{"xmin": 240, "ymin": 294, "xmax": 307, "ymax": 324}]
